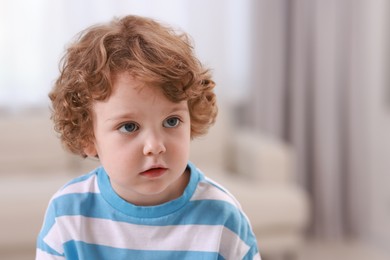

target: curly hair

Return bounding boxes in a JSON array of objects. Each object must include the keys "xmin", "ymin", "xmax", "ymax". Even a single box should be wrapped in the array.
[{"xmin": 49, "ymin": 15, "xmax": 217, "ymax": 157}]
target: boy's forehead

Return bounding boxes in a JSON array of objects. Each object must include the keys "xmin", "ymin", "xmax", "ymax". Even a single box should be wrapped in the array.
[
  {"xmin": 91, "ymin": 81, "xmax": 188, "ymax": 122},
  {"xmin": 98, "ymin": 73, "xmax": 184, "ymax": 106},
  {"xmin": 112, "ymin": 72, "xmax": 161, "ymax": 92},
  {"xmin": 111, "ymin": 72, "xmax": 184, "ymax": 102},
  {"xmin": 112, "ymin": 72, "xmax": 144, "ymax": 88}
]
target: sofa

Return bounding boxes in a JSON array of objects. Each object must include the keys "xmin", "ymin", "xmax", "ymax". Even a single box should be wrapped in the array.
[{"xmin": 0, "ymin": 106, "xmax": 309, "ymax": 259}]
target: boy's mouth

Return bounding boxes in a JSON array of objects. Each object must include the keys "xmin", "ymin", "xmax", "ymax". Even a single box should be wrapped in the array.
[{"xmin": 140, "ymin": 167, "xmax": 167, "ymax": 178}]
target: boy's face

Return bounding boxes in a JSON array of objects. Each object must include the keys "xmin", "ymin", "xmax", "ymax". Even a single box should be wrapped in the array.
[{"xmin": 85, "ymin": 73, "xmax": 191, "ymax": 206}]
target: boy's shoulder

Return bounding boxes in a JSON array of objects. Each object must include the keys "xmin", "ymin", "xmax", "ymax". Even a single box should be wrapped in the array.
[
  {"xmin": 50, "ymin": 168, "xmax": 101, "ymax": 202},
  {"xmin": 190, "ymin": 170, "xmax": 251, "ymax": 231},
  {"xmin": 192, "ymin": 167, "xmax": 243, "ymax": 212}
]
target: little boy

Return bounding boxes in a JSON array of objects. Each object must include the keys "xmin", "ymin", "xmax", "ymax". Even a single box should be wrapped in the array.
[{"xmin": 36, "ymin": 15, "xmax": 260, "ymax": 259}]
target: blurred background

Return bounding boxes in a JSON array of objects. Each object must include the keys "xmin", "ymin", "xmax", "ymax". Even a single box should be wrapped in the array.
[{"xmin": 1, "ymin": 0, "xmax": 389, "ymax": 259}]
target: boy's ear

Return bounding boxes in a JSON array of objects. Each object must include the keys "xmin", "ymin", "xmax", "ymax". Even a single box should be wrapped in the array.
[{"xmin": 83, "ymin": 143, "xmax": 97, "ymax": 158}]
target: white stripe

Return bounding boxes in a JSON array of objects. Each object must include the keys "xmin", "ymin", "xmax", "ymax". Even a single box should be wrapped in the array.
[
  {"xmin": 219, "ymin": 226, "xmax": 252, "ymax": 259},
  {"xmin": 191, "ymin": 179, "xmax": 241, "ymax": 209},
  {"xmin": 44, "ymin": 216, "xmax": 250, "ymax": 258},
  {"xmin": 196, "ymin": 177, "xmax": 260, "ymax": 229},
  {"xmin": 36, "ymin": 248, "xmax": 64, "ymax": 260},
  {"xmin": 51, "ymin": 175, "xmax": 99, "ymax": 201}
]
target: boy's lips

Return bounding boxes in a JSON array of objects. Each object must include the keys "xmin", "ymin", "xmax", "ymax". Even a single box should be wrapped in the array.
[{"xmin": 140, "ymin": 166, "xmax": 168, "ymax": 178}]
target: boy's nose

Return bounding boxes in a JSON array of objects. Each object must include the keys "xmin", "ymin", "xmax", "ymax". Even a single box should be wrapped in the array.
[{"xmin": 143, "ymin": 133, "xmax": 166, "ymax": 156}]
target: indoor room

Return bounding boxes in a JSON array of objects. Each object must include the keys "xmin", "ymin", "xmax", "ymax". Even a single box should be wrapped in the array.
[{"xmin": 1, "ymin": 0, "xmax": 389, "ymax": 259}]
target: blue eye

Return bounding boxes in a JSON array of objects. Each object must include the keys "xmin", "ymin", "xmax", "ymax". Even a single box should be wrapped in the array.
[
  {"xmin": 119, "ymin": 122, "xmax": 139, "ymax": 133},
  {"xmin": 163, "ymin": 117, "xmax": 180, "ymax": 128}
]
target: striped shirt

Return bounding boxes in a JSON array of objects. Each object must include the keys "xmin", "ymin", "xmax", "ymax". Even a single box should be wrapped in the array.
[{"xmin": 36, "ymin": 162, "xmax": 261, "ymax": 259}]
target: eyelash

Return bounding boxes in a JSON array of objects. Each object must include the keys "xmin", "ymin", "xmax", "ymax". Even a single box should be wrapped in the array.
[
  {"xmin": 163, "ymin": 116, "xmax": 181, "ymax": 128},
  {"xmin": 117, "ymin": 117, "xmax": 182, "ymax": 133},
  {"xmin": 118, "ymin": 122, "xmax": 139, "ymax": 133}
]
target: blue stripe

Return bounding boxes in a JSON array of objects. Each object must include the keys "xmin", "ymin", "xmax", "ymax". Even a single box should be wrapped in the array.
[
  {"xmin": 63, "ymin": 241, "xmax": 221, "ymax": 260},
  {"xmin": 51, "ymin": 193, "xmax": 241, "ymax": 226},
  {"xmin": 48, "ymin": 192, "xmax": 255, "ymax": 245},
  {"xmin": 37, "ymin": 200, "xmax": 59, "ymax": 242}
]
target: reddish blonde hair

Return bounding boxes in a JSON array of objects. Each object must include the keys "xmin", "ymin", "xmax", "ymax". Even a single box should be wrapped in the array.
[{"xmin": 49, "ymin": 15, "xmax": 217, "ymax": 157}]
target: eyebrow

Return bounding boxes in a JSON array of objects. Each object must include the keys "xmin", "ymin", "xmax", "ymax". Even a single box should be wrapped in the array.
[
  {"xmin": 105, "ymin": 104, "xmax": 188, "ymax": 123},
  {"xmin": 167, "ymin": 103, "xmax": 189, "ymax": 114},
  {"xmin": 105, "ymin": 112, "xmax": 136, "ymax": 122}
]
